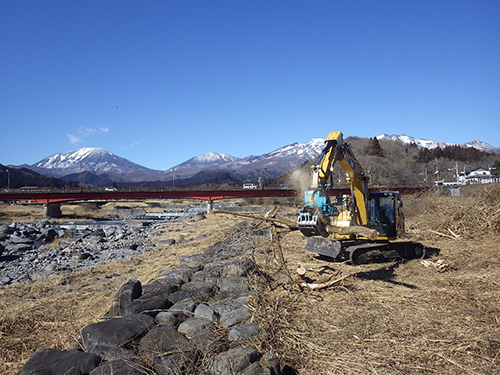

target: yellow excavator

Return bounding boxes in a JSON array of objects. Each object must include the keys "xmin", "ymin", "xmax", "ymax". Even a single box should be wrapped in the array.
[{"xmin": 297, "ymin": 131, "xmax": 424, "ymax": 264}]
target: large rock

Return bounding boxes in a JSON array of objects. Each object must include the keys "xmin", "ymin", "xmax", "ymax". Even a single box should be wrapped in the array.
[
  {"xmin": 189, "ymin": 327, "xmax": 226, "ymax": 353},
  {"xmin": 155, "ymin": 300, "xmax": 197, "ymax": 326},
  {"xmin": 204, "ymin": 258, "xmax": 256, "ymax": 278},
  {"xmin": 21, "ymin": 348, "xmax": 101, "ymax": 375},
  {"xmin": 0, "ymin": 224, "xmax": 14, "ymax": 239},
  {"xmin": 220, "ymin": 308, "xmax": 253, "ymax": 328},
  {"xmin": 179, "ymin": 253, "xmax": 206, "ymax": 269},
  {"xmin": 82, "ymin": 314, "xmax": 155, "ymax": 357},
  {"xmin": 194, "ymin": 303, "xmax": 215, "ymax": 322},
  {"xmin": 218, "ymin": 277, "xmax": 251, "ymax": 292},
  {"xmin": 108, "ymin": 279, "xmax": 142, "ymax": 316},
  {"xmin": 38, "ymin": 228, "xmax": 58, "ymax": 243},
  {"xmin": 167, "ymin": 290, "xmax": 193, "ymax": 304},
  {"xmin": 157, "ymin": 265, "xmax": 193, "ymax": 286},
  {"xmin": 154, "ymin": 352, "xmax": 198, "ymax": 375},
  {"xmin": 180, "ymin": 281, "xmax": 217, "ymax": 300},
  {"xmin": 89, "ymin": 359, "xmax": 146, "ymax": 375},
  {"xmin": 210, "ymin": 295, "xmax": 255, "ymax": 315},
  {"xmin": 169, "ymin": 299, "xmax": 198, "ymax": 313},
  {"xmin": 177, "ymin": 316, "xmax": 214, "ymax": 338},
  {"xmin": 228, "ymin": 323, "xmax": 261, "ymax": 342},
  {"xmin": 203, "ymin": 240, "xmax": 244, "ymax": 259},
  {"xmin": 123, "ymin": 292, "xmax": 171, "ymax": 316},
  {"xmin": 191, "ymin": 270, "xmax": 219, "ymax": 284},
  {"xmin": 141, "ymin": 278, "xmax": 178, "ymax": 298},
  {"xmin": 209, "ymin": 347, "xmax": 262, "ymax": 375},
  {"xmin": 139, "ymin": 325, "xmax": 196, "ymax": 366}
]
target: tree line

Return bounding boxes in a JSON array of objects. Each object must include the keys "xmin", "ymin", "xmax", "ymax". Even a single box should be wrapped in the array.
[{"xmin": 415, "ymin": 144, "xmax": 493, "ymax": 163}]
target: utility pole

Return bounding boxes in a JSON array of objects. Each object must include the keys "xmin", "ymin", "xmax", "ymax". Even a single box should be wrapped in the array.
[
  {"xmin": 447, "ymin": 162, "xmax": 459, "ymax": 185},
  {"xmin": 79, "ymin": 164, "xmax": 82, "ymax": 192},
  {"xmin": 434, "ymin": 158, "xmax": 440, "ymax": 183}
]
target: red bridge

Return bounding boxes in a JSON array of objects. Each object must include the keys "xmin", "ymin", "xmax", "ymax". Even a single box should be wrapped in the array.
[{"xmin": 0, "ymin": 186, "xmax": 428, "ymax": 204}]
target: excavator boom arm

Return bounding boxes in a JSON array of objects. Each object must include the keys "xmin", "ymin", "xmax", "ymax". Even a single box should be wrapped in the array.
[{"xmin": 309, "ymin": 131, "xmax": 369, "ymax": 225}]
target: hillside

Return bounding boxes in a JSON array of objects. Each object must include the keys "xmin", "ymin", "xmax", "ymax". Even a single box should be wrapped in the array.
[
  {"xmin": 275, "ymin": 137, "xmax": 499, "ymax": 189},
  {"xmin": 0, "ymin": 164, "xmax": 77, "ymax": 190}
]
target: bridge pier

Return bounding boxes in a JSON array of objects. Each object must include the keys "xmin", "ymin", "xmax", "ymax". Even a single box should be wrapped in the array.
[
  {"xmin": 206, "ymin": 200, "xmax": 213, "ymax": 214},
  {"xmin": 44, "ymin": 203, "xmax": 61, "ymax": 218}
]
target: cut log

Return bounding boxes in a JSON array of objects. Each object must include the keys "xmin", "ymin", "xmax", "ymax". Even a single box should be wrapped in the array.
[
  {"xmin": 295, "ymin": 267, "xmax": 307, "ymax": 281},
  {"xmin": 325, "ymin": 225, "xmax": 378, "ymax": 241}
]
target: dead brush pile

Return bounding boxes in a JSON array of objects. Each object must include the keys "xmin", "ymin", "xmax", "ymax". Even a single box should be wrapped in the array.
[
  {"xmin": 404, "ymin": 184, "xmax": 500, "ymax": 240},
  {"xmin": 243, "ymin": 197, "xmax": 500, "ymax": 374}
]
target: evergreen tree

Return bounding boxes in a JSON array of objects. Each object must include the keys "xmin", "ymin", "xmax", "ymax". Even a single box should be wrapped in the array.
[
  {"xmin": 492, "ymin": 161, "xmax": 500, "ymax": 176},
  {"xmin": 366, "ymin": 137, "xmax": 385, "ymax": 157}
]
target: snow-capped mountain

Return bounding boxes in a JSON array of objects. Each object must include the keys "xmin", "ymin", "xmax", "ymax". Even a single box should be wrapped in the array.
[
  {"xmin": 377, "ymin": 134, "xmax": 500, "ymax": 154},
  {"xmin": 462, "ymin": 140, "xmax": 500, "ymax": 154},
  {"xmin": 31, "ymin": 147, "xmax": 162, "ymax": 182},
  {"xmin": 175, "ymin": 152, "xmax": 241, "ymax": 167},
  {"xmin": 164, "ymin": 138, "xmax": 325, "ymax": 180},
  {"xmin": 22, "ymin": 139, "xmax": 325, "ymax": 184},
  {"xmin": 13, "ymin": 133, "xmax": 497, "ymax": 186}
]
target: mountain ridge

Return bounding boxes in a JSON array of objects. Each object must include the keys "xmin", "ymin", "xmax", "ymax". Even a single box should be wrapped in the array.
[
  {"xmin": 7, "ymin": 134, "xmax": 499, "ymax": 186},
  {"xmin": 376, "ymin": 134, "xmax": 499, "ymax": 154}
]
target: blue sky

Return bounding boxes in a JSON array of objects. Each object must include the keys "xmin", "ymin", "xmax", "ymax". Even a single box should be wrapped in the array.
[{"xmin": 1, "ymin": 1, "xmax": 499, "ymax": 170}]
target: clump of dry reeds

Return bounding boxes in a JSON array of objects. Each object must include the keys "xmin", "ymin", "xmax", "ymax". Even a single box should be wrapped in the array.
[{"xmin": 404, "ymin": 184, "xmax": 500, "ymax": 240}]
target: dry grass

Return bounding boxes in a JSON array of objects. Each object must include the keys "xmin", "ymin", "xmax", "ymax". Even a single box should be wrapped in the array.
[
  {"xmin": 404, "ymin": 184, "xmax": 500, "ymax": 240},
  {"xmin": 0, "ymin": 203, "xmax": 45, "ymax": 224},
  {"xmin": 248, "ymin": 185, "xmax": 500, "ymax": 374},
  {"xmin": 0, "ymin": 207, "xmax": 245, "ymax": 374},
  {"xmin": 0, "ymin": 200, "xmax": 184, "ymax": 224},
  {"xmin": 252, "ymin": 233, "xmax": 500, "ymax": 374},
  {"xmin": 2, "ymin": 188, "xmax": 500, "ymax": 374}
]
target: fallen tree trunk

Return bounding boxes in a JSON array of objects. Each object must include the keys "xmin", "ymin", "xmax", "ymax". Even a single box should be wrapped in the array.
[
  {"xmin": 212, "ymin": 209, "xmax": 299, "ymax": 230},
  {"xmin": 325, "ymin": 224, "xmax": 379, "ymax": 241}
]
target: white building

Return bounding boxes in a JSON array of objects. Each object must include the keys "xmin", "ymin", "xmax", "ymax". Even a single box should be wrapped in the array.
[{"xmin": 458, "ymin": 168, "xmax": 499, "ymax": 184}]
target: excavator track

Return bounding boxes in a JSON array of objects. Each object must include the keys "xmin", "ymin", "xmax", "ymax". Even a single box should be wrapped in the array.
[
  {"xmin": 304, "ymin": 237, "xmax": 425, "ymax": 265},
  {"xmin": 347, "ymin": 241, "xmax": 425, "ymax": 264}
]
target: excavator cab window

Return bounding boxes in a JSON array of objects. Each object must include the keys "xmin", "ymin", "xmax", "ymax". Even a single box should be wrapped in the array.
[{"xmin": 367, "ymin": 193, "xmax": 398, "ymax": 238}]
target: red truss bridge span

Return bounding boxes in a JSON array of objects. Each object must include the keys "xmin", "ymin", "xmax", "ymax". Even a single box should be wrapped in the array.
[
  {"xmin": 0, "ymin": 187, "xmax": 428, "ymax": 204},
  {"xmin": 0, "ymin": 189, "xmax": 296, "ymax": 204}
]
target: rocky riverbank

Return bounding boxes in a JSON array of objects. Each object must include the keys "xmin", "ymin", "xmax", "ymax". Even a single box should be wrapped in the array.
[
  {"xmin": 0, "ymin": 201, "xmax": 218, "ymax": 286},
  {"xmin": 0, "ymin": 219, "xmax": 169, "ymax": 287},
  {"xmin": 16, "ymin": 218, "xmax": 284, "ymax": 375},
  {"xmin": 1, "ymin": 203, "xmax": 289, "ymax": 374}
]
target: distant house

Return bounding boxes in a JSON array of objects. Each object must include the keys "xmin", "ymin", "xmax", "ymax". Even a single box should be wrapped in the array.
[{"xmin": 458, "ymin": 168, "xmax": 499, "ymax": 184}]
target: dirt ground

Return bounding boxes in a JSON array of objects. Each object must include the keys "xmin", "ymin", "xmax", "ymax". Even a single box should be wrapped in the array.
[{"xmin": 1, "ymin": 188, "xmax": 499, "ymax": 374}]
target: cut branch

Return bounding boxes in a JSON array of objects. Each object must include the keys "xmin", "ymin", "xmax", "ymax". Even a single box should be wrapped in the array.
[
  {"xmin": 212, "ymin": 209, "xmax": 299, "ymax": 230},
  {"xmin": 298, "ymin": 272, "xmax": 357, "ymax": 290}
]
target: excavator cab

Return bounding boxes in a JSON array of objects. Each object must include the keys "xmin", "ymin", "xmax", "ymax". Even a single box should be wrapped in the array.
[{"xmin": 366, "ymin": 192, "xmax": 405, "ymax": 239}]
